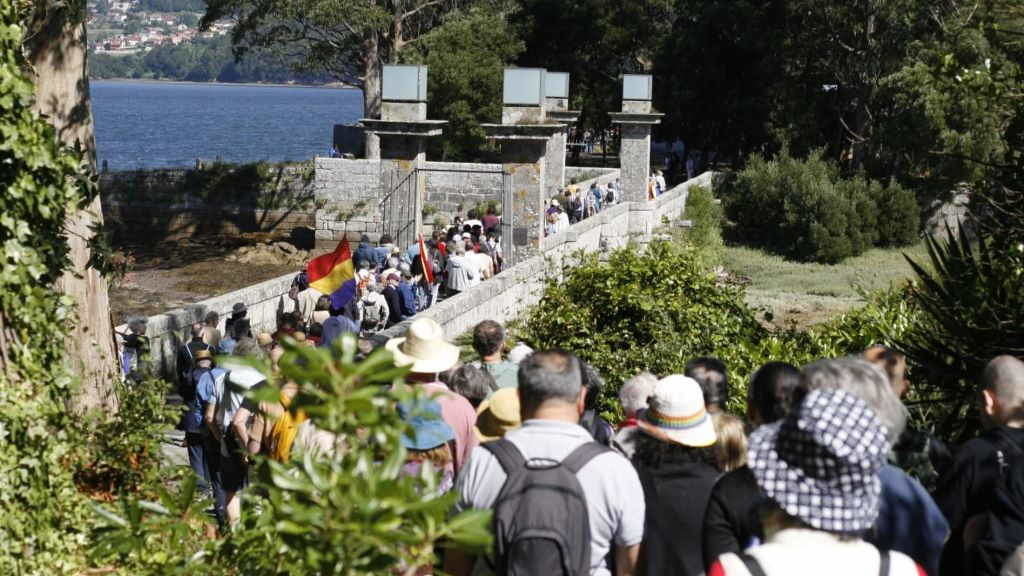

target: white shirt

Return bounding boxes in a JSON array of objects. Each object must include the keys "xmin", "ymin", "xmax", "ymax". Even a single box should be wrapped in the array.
[
  {"xmin": 455, "ymin": 420, "xmax": 645, "ymax": 576},
  {"xmin": 716, "ymin": 528, "xmax": 920, "ymax": 576}
]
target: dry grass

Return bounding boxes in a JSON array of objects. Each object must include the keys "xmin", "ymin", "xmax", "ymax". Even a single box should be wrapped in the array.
[{"xmin": 721, "ymin": 242, "xmax": 928, "ymax": 328}]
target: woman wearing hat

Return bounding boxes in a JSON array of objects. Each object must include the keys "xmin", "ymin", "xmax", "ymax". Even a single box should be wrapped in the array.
[
  {"xmin": 631, "ymin": 375, "xmax": 720, "ymax": 576},
  {"xmin": 709, "ymin": 388, "xmax": 924, "ymax": 576},
  {"xmin": 398, "ymin": 399, "xmax": 457, "ymax": 495}
]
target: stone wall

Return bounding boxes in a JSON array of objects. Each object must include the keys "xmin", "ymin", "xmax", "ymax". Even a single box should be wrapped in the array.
[
  {"xmin": 565, "ymin": 166, "xmax": 618, "ymax": 184},
  {"xmin": 423, "ymin": 161, "xmax": 504, "ymax": 221},
  {"xmin": 117, "ymin": 272, "xmax": 297, "ymax": 380},
  {"xmin": 314, "ymin": 157, "xmax": 383, "ymax": 242},
  {"xmin": 101, "ymin": 163, "xmax": 316, "ymax": 243}
]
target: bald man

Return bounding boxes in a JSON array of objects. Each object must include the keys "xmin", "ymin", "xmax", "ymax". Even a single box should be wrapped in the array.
[{"xmin": 934, "ymin": 355, "xmax": 1024, "ymax": 576}]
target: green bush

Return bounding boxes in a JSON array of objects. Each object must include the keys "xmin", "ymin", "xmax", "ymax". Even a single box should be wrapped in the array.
[
  {"xmin": 724, "ymin": 150, "xmax": 919, "ymax": 263},
  {"xmin": 680, "ymin": 184, "xmax": 724, "ymax": 262},
  {"xmin": 91, "ymin": 339, "xmax": 492, "ymax": 574}
]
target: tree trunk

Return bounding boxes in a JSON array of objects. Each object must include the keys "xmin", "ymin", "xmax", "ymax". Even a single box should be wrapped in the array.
[
  {"xmin": 27, "ymin": 6, "xmax": 119, "ymax": 413},
  {"xmin": 363, "ymin": 32, "xmax": 382, "ymax": 158}
]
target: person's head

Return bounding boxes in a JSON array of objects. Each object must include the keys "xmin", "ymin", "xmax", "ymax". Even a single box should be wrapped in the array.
[
  {"xmin": 294, "ymin": 271, "xmax": 310, "ymax": 292},
  {"xmin": 981, "ymin": 355, "xmax": 1024, "ymax": 427},
  {"xmin": 863, "ymin": 345, "xmax": 909, "ymax": 398},
  {"xmin": 447, "ymin": 364, "xmax": 497, "ymax": 408},
  {"xmin": 399, "ymin": 264, "xmax": 412, "ymax": 281},
  {"xmin": 748, "ymin": 388, "xmax": 890, "ymax": 537},
  {"xmin": 712, "ymin": 411, "xmax": 748, "ymax": 473},
  {"xmin": 194, "ymin": 348, "xmax": 214, "ymax": 370},
  {"xmin": 190, "ymin": 322, "xmax": 204, "ymax": 340},
  {"xmin": 453, "ymin": 241, "xmax": 466, "ymax": 256},
  {"xmin": 634, "ymin": 375, "xmax": 718, "ymax": 469},
  {"xmin": 277, "ymin": 314, "xmax": 298, "ymax": 335},
  {"xmin": 231, "ymin": 302, "xmax": 247, "ymax": 320},
  {"xmin": 472, "ymin": 320, "xmax": 506, "ymax": 360},
  {"xmin": 799, "ymin": 357, "xmax": 907, "ymax": 444},
  {"xmin": 517, "ymin": 350, "xmax": 584, "ymax": 420},
  {"xmin": 379, "ymin": 233, "xmax": 393, "ymax": 246},
  {"xmin": 232, "ymin": 335, "xmax": 262, "ymax": 358},
  {"xmin": 304, "ymin": 319, "xmax": 321, "ymax": 335},
  {"xmin": 685, "ymin": 357, "xmax": 729, "ymax": 412},
  {"xmin": 204, "ymin": 311, "xmax": 219, "ymax": 328},
  {"xmin": 475, "ymin": 387, "xmax": 522, "ymax": 442},
  {"xmin": 507, "ymin": 342, "xmax": 534, "ymax": 365},
  {"xmin": 399, "ymin": 399, "xmax": 455, "ymax": 465},
  {"xmin": 385, "ymin": 317, "xmax": 460, "ymax": 378},
  {"xmin": 359, "ymin": 259, "xmax": 371, "ymax": 271},
  {"xmin": 127, "ymin": 316, "xmax": 148, "ymax": 336},
  {"xmin": 232, "ymin": 318, "xmax": 251, "ymax": 340},
  {"xmin": 360, "ymin": 234, "xmax": 370, "ymax": 244},
  {"xmin": 619, "ymin": 371, "xmax": 658, "ymax": 419},
  {"xmin": 485, "ymin": 205, "xmax": 495, "ymax": 216},
  {"xmin": 315, "ymin": 294, "xmax": 332, "ymax": 312},
  {"xmin": 388, "ymin": 256, "xmax": 400, "ymax": 270},
  {"xmin": 386, "ymin": 273, "xmax": 400, "ymax": 288},
  {"xmin": 747, "ymin": 362, "xmax": 802, "ymax": 427},
  {"xmin": 257, "ymin": 332, "xmax": 274, "ymax": 350},
  {"xmin": 578, "ymin": 359, "xmax": 604, "ymax": 411}
]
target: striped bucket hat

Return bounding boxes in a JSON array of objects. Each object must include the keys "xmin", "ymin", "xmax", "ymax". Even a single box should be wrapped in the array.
[{"xmin": 637, "ymin": 375, "xmax": 717, "ymax": 447}]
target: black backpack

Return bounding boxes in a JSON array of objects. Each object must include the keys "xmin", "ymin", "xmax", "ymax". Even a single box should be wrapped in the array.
[
  {"xmin": 483, "ymin": 438, "xmax": 610, "ymax": 576},
  {"xmin": 970, "ymin": 431, "xmax": 1024, "ymax": 576}
]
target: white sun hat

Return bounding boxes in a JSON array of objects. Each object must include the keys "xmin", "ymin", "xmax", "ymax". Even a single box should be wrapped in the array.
[
  {"xmin": 637, "ymin": 374, "xmax": 717, "ymax": 447},
  {"xmin": 385, "ymin": 317, "xmax": 460, "ymax": 374}
]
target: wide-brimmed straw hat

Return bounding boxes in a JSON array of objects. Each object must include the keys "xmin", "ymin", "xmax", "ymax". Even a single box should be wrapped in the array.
[
  {"xmin": 748, "ymin": 388, "xmax": 889, "ymax": 534},
  {"xmin": 475, "ymin": 388, "xmax": 522, "ymax": 442},
  {"xmin": 637, "ymin": 375, "xmax": 717, "ymax": 447},
  {"xmin": 193, "ymin": 349, "xmax": 214, "ymax": 364},
  {"xmin": 385, "ymin": 317, "xmax": 460, "ymax": 374}
]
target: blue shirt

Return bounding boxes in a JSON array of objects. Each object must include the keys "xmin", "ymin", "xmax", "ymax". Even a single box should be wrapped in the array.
[
  {"xmin": 218, "ymin": 337, "xmax": 237, "ymax": 356},
  {"xmin": 355, "ymin": 242, "xmax": 376, "ymax": 268},
  {"xmin": 320, "ymin": 315, "xmax": 359, "ymax": 348},
  {"xmin": 869, "ymin": 464, "xmax": 949, "ymax": 576},
  {"xmin": 183, "ymin": 367, "xmax": 224, "ymax": 433},
  {"xmin": 398, "ymin": 281, "xmax": 417, "ymax": 317}
]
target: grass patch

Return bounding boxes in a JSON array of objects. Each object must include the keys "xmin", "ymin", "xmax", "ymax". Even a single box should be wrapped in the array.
[{"xmin": 721, "ymin": 242, "xmax": 928, "ymax": 328}]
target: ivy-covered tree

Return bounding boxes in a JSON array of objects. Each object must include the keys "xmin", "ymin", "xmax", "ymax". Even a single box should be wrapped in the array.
[
  {"xmin": 21, "ymin": 0, "xmax": 119, "ymax": 412},
  {"xmin": 0, "ymin": 2, "xmax": 98, "ymax": 570}
]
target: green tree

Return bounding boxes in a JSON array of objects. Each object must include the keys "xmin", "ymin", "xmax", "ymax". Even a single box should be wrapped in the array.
[
  {"xmin": 404, "ymin": 6, "xmax": 522, "ymax": 161},
  {"xmin": 0, "ymin": 2, "xmax": 99, "ymax": 570},
  {"xmin": 513, "ymin": 0, "xmax": 673, "ymax": 162},
  {"xmin": 200, "ymin": 0, "xmax": 494, "ymax": 120}
]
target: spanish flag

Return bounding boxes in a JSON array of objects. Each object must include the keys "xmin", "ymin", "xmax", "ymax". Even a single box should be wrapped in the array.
[{"xmin": 307, "ymin": 239, "xmax": 356, "ymax": 310}]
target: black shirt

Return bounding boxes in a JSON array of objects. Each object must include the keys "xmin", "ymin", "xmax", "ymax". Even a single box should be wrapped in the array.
[
  {"xmin": 933, "ymin": 426, "xmax": 1024, "ymax": 576},
  {"xmin": 634, "ymin": 455, "xmax": 720, "ymax": 576},
  {"xmin": 702, "ymin": 465, "xmax": 763, "ymax": 569}
]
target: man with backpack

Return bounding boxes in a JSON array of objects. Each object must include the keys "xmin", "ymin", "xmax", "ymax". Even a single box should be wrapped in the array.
[
  {"xmin": 447, "ymin": 350, "xmax": 645, "ymax": 576},
  {"xmin": 934, "ymin": 355, "xmax": 1024, "ymax": 576},
  {"xmin": 357, "ymin": 284, "xmax": 390, "ymax": 334},
  {"xmin": 177, "ymin": 322, "xmax": 211, "ymax": 398}
]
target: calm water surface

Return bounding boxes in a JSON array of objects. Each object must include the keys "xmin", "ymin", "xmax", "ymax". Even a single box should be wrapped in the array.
[{"xmin": 91, "ymin": 81, "xmax": 363, "ymax": 171}]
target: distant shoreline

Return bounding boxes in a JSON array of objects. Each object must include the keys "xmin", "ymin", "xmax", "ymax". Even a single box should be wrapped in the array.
[{"xmin": 89, "ymin": 77, "xmax": 361, "ymax": 91}]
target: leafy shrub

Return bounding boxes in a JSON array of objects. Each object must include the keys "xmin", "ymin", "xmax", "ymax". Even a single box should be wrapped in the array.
[
  {"xmin": 518, "ymin": 239, "xmax": 922, "ymax": 419},
  {"xmin": 872, "ymin": 179, "xmax": 920, "ymax": 246},
  {"xmin": 724, "ymin": 150, "xmax": 918, "ymax": 263},
  {"xmin": 895, "ymin": 226, "xmax": 1024, "ymax": 439},
  {"xmin": 92, "ymin": 338, "xmax": 492, "ymax": 574},
  {"xmin": 680, "ymin": 184, "xmax": 723, "ymax": 262},
  {"xmin": 518, "ymin": 241, "xmax": 767, "ymax": 415},
  {"xmin": 74, "ymin": 379, "xmax": 179, "ymax": 498}
]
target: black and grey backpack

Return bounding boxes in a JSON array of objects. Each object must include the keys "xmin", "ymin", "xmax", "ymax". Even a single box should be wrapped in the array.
[{"xmin": 482, "ymin": 438, "xmax": 609, "ymax": 576}]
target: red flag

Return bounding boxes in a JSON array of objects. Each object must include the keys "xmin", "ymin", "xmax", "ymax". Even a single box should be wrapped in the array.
[
  {"xmin": 418, "ymin": 234, "xmax": 434, "ymax": 285},
  {"xmin": 306, "ymin": 239, "xmax": 354, "ymax": 295}
]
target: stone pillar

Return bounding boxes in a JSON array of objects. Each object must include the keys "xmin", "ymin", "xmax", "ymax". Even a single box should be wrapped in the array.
[
  {"xmin": 361, "ymin": 99, "xmax": 445, "ymax": 246},
  {"xmin": 610, "ymin": 82, "xmax": 663, "ymax": 241},
  {"xmin": 544, "ymin": 97, "xmax": 580, "ymax": 201},
  {"xmin": 483, "ymin": 123, "xmax": 562, "ymax": 265}
]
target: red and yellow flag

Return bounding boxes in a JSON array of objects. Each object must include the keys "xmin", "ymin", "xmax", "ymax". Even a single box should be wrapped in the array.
[{"xmin": 307, "ymin": 239, "xmax": 356, "ymax": 309}]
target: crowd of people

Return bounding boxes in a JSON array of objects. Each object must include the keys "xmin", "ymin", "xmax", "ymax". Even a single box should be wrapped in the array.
[
  {"xmin": 545, "ymin": 178, "xmax": 625, "ymax": 236},
  {"xmin": 168, "ymin": 304, "xmax": 1024, "ymax": 576}
]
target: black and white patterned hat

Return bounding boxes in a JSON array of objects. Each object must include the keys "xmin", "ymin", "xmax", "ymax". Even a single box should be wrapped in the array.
[{"xmin": 748, "ymin": 388, "xmax": 890, "ymax": 534}]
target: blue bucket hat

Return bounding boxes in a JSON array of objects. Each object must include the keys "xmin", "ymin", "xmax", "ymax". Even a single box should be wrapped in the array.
[{"xmin": 398, "ymin": 398, "xmax": 455, "ymax": 451}]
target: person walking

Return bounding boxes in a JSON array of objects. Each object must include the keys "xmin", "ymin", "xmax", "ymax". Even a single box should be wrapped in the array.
[
  {"xmin": 632, "ymin": 375, "xmax": 719, "ymax": 576},
  {"xmin": 709, "ymin": 389, "xmax": 923, "ymax": 576},
  {"xmin": 446, "ymin": 350, "xmax": 645, "ymax": 576}
]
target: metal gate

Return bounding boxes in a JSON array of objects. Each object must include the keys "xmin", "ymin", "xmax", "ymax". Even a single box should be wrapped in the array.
[{"xmin": 378, "ymin": 166, "xmax": 516, "ymax": 268}]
